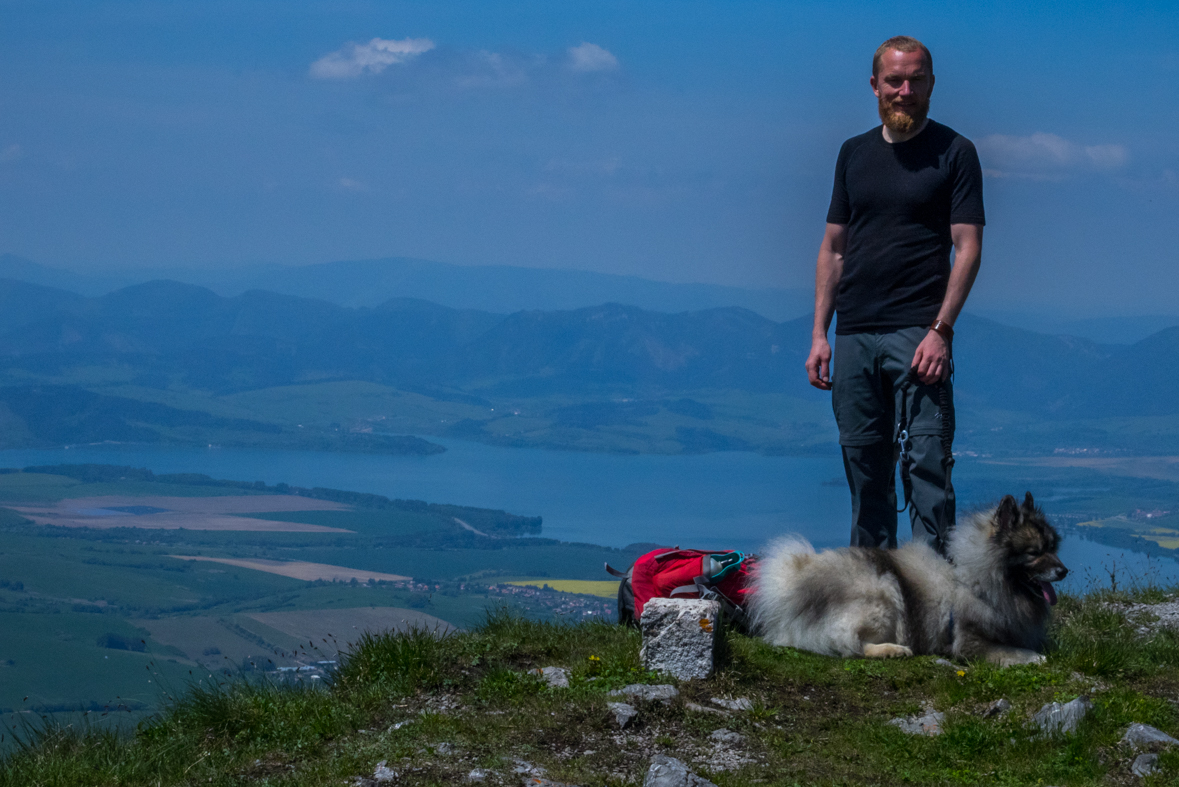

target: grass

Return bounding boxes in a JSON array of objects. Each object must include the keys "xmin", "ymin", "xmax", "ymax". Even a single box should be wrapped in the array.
[{"xmin": 5, "ymin": 590, "xmax": 1179, "ymax": 786}]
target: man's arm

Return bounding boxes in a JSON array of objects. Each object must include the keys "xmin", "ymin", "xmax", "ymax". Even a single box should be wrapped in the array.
[
  {"xmin": 806, "ymin": 223, "xmax": 847, "ymax": 390},
  {"xmin": 910, "ymin": 223, "xmax": 983, "ymax": 384}
]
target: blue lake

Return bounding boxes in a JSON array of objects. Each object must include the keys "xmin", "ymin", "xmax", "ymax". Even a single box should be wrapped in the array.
[{"xmin": 0, "ymin": 440, "xmax": 1174, "ymax": 593}]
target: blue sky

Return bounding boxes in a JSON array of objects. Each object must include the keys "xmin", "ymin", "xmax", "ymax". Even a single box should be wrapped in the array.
[{"xmin": 0, "ymin": 0, "xmax": 1176, "ymax": 316}]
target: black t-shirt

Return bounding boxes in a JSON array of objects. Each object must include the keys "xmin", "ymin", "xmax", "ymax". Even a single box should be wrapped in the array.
[{"xmin": 826, "ymin": 120, "xmax": 985, "ymax": 335}]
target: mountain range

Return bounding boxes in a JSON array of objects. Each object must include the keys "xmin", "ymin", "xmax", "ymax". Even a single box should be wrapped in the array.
[
  {"xmin": 0, "ymin": 276, "xmax": 1176, "ymax": 414},
  {"xmin": 4, "ymin": 253, "xmax": 1177, "ymax": 345},
  {"xmin": 0, "ymin": 254, "xmax": 811, "ymax": 321},
  {"xmin": 0, "ymin": 275, "xmax": 1174, "ymax": 454}
]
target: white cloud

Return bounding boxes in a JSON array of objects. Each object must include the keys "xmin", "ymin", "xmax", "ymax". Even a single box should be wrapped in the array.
[
  {"xmin": 455, "ymin": 51, "xmax": 529, "ymax": 88},
  {"xmin": 336, "ymin": 177, "xmax": 369, "ymax": 192},
  {"xmin": 310, "ymin": 37, "xmax": 435, "ymax": 79},
  {"xmin": 567, "ymin": 42, "xmax": 619, "ymax": 72},
  {"xmin": 0, "ymin": 144, "xmax": 23, "ymax": 163},
  {"xmin": 978, "ymin": 132, "xmax": 1128, "ymax": 178}
]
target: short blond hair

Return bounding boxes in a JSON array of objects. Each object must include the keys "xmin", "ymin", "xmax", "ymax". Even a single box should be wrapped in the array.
[{"xmin": 873, "ymin": 36, "xmax": 932, "ymax": 77}]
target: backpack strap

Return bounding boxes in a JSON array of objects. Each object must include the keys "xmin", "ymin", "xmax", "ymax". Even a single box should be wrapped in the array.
[
  {"xmin": 693, "ymin": 578, "xmax": 750, "ymax": 632},
  {"xmin": 604, "ymin": 563, "xmax": 629, "ymax": 578}
]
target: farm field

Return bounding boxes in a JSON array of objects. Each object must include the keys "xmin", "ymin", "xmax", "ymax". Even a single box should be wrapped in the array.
[
  {"xmin": 0, "ymin": 610, "xmax": 194, "ymax": 713},
  {"xmin": 0, "ymin": 464, "xmax": 633, "ymax": 721},
  {"xmin": 506, "ymin": 579, "xmax": 620, "ymax": 598},
  {"xmin": 988, "ymin": 454, "xmax": 1179, "ymax": 483},
  {"xmin": 161, "ymin": 380, "xmax": 840, "ymax": 457},
  {"xmin": 246, "ymin": 607, "xmax": 456, "ymax": 649},
  {"xmin": 132, "ymin": 615, "xmax": 299, "ymax": 668},
  {"xmin": 169, "ymin": 556, "xmax": 410, "ymax": 582},
  {"xmin": 10, "ymin": 494, "xmax": 354, "ymax": 531}
]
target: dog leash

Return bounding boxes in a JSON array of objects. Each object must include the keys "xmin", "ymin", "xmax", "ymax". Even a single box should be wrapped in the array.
[{"xmin": 894, "ymin": 366, "xmax": 955, "ymax": 514}]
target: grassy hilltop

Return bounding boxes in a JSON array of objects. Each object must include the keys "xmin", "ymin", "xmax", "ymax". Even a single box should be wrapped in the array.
[{"xmin": 5, "ymin": 590, "xmax": 1179, "ymax": 786}]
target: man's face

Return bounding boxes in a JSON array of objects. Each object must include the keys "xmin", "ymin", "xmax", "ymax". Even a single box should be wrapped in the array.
[{"xmin": 871, "ymin": 49, "xmax": 934, "ymax": 134}]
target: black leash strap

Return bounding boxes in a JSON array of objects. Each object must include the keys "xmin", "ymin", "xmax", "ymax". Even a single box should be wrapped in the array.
[
  {"xmin": 895, "ymin": 366, "xmax": 955, "ymax": 514},
  {"xmin": 894, "ymin": 377, "xmax": 915, "ymax": 514}
]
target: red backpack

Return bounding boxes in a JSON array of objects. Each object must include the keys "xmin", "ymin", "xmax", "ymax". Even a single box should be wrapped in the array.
[{"xmin": 606, "ymin": 548, "xmax": 756, "ymax": 630}]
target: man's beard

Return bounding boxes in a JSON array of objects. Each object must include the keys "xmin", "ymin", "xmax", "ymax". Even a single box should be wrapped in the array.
[{"xmin": 878, "ymin": 92, "xmax": 930, "ymax": 134}]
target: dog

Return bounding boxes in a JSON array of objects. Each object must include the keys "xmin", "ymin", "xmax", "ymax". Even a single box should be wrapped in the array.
[{"xmin": 748, "ymin": 493, "xmax": 1068, "ymax": 667}]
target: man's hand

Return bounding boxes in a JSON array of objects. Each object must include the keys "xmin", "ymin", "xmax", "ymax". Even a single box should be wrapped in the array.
[
  {"xmin": 806, "ymin": 336, "xmax": 833, "ymax": 390},
  {"xmin": 910, "ymin": 330, "xmax": 949, "ymax": 384}
]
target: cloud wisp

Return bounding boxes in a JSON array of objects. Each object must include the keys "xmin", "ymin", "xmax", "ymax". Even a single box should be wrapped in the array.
[
  {"xmin": 454, "ymin": 50, "xmax": 530, "ymax": 88},
  {"xmin": 979, "ymin": 132, "xmax": 1128, "ymax": 179},
  {"xmin": 567, "ymin": 42, "xmax": 619, "ymax": 72},
  {"xmin": 310, "ymin": 37, "xmax": 435, "ymax": 79},
  {"xmin": 308, "ymin": 36, "xmax": 620, "ymax": 95}
]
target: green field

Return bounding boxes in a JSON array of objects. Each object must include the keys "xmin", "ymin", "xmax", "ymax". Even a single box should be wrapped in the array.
[
  {"xmin": 125, "ymin": 379, "xmax": 840, "ymax": 456},
  {"xmin": 0, "ymin": 466, "xmax": 630, "ymax": 721}
]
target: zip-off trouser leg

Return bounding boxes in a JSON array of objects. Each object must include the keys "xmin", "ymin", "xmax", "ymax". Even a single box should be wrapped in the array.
[{"xmin": 832, "ymin": 327, "xmax": 955, "ymax": 553}]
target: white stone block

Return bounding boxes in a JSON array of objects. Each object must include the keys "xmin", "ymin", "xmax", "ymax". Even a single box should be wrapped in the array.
[{"xmin": 639, "ymin": 598, "xmax": 720, "ymax": 680}]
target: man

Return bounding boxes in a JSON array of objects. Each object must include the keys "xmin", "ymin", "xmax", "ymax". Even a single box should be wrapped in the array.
[{"xmin": 805, "ymin": 36, "xmax": 984, "ymax": 553}]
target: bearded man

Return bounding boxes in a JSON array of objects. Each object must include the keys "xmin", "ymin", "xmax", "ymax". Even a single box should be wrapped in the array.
[{"xmin": 805, "ymin": 36, "xmax": 985, "ymax": 553}]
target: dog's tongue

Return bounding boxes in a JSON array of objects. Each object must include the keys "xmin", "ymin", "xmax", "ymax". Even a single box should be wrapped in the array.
[{"xmin": 1040, "ymin": 581, "xmax": 1057, "ymax": 606}]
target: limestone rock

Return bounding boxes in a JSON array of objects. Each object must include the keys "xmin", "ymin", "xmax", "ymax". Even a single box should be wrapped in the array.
[
  {"xmin": 530, "ymin": 666, "xmax": 571, "ymax": 689},
  {"xmin": 685, "ymin": 702, "xmax": 727, "ymax": 715},
  {"xmin": 709, "ymin": 728, "xmax": 744, "ymax": 744},
  {"xmin": 982, "ymin": 698, "xmax": 1012, "ymax": 718},
  {"xmin": 522, "ymin": 779, "xmax": 582, "ymax": 787},
  {"xmin": 889, "ymin": 709, "xmax": 945, "ymax": 736},
  {"xmin": 640, "ymin": 598, "xmax": 720, "ymax": 680},
  {"xmin": 1033, "ymin": 697, "xmax": 1092, "ymax": 736},
  {"xmin": 607, "ymin": 701, "xmax": 638, "ymax": 728},
  {"xmin": 512, "ymin": 759, "xmax": 545, "ymax": 776},
  {"xmin": 1122, "ymin": 722, "xmax": 1179, "ymax": 750},
  {"xmin": 710, "ymin": 697, "xmax": 753, "ymax": 711},
  {"xmin": 1112, "ymin": 599, "xmax": 1179, "ymax": 636},
  {"xmin": 1132, "ymin": 753, "xmax": 1159, "ymax": 778},
  {"xmin": 372, "ymin": 761, "xmax": 397, "ymax": 783},
  {"xmin": 643, "ymin": 755, "xmax": 718, "ymax": 787},
  {"xmin": 608, "ymin": 684, "xmax": 679, "ymax": 703}
]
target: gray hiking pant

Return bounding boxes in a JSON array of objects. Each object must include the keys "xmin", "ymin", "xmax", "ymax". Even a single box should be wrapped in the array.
[{"xmin": 832, "ymin": 327, "xmax": 955, "ymax": 553}]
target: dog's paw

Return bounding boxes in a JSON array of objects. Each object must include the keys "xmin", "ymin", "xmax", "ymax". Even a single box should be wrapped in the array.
[{"xmin": 863, "ymin": 643, "xmax": 913, "ymax": 659}]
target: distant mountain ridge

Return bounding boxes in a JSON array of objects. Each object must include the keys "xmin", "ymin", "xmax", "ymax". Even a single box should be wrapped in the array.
[
  {"xmin": 0, "ymin": 278, "xmax": 810, "ymax": 396},
  {"xmin": 0, "ymin": 253, "xmax": 812, "ymax": 321},
  {"xmin": 7, "ymin": 252, "xmax": 1177, "ymax": 345},
  {"xmin": 0, "ymin": 277, "xmax": 1176, "ymax": 422}
]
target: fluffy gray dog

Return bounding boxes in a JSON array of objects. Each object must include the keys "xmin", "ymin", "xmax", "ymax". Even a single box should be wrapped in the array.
[{"xmin": 749, "ymin": 493, "xmax": 1068, "ymax": 666}]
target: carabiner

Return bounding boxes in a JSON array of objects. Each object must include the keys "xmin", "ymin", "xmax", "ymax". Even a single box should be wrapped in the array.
[{"xmin": 897, "ymin": 428, "xmax": 911, "ymax": 461}]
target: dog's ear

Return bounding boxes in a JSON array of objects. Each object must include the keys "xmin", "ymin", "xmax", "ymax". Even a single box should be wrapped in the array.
[
  {"xmin": 997, "ymin": 494, "xmax": 1019, "ymax": 532},
  {"xmin": 1022, "ymin": 491, "xmax": 1036, "ymax": 512}
]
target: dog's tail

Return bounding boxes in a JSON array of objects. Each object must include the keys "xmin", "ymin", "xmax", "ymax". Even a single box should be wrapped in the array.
[
  {"xmin": 746, "ymin": 536, "xmax": 815, "ymax": 636},
  {"xmin": 761, "ymin": 535, "xmax": 816, "ymax": 560}
]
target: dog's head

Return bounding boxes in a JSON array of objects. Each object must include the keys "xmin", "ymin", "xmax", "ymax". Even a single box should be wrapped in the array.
[{"xmin": 992, "ymin": 492, "xmax": 1068, "ymax": 605}]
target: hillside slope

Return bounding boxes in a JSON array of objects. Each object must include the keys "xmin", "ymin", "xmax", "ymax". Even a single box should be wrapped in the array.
[{"xmin": 3, "ymin": 594, "xmax": 1178, "ymax": 786}]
